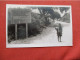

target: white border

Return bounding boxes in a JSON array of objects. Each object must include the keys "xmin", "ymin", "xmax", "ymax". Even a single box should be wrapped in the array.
[{"xmin": 6, "ymin": 4, "xmax": 72, "ymax": 48}]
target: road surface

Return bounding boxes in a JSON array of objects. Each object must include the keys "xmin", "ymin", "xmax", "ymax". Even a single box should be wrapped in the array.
[{"xmin": 10, "ymin": 21, "xmax": 72, "ymax": 47}]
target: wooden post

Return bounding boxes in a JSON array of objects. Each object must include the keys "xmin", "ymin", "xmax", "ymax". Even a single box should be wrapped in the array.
[
  {"xmin": 26, "ymin": 23, "xmax": 28, "ymax": 38},
  {"xmin": 15, "ymin": 24, "xmax": 17, "ymax": 40}
]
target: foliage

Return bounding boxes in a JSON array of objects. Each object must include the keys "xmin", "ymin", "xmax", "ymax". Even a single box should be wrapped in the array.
[
  {"xmin": 28, "ymin": 12, "xmax": 46, "ymax": 37},
  {"xmin": 60, "ymin": 13, "xmax": 70, "ymax": 23},
  {"xmin": 59, "ymin": 7, "xmax": 70, "ymax": 13},
  {"xmin": 38, "ymin": 7, "xmax": 61, "ymax": 20},
  {"xmin": 28, "ymin": 7, "xmax": 61, "ymax": 36}
]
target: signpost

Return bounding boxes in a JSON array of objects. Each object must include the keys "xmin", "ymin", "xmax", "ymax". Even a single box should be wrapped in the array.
[{"xmin": 8, "ymin": 8, "xmax": 31, "ymax": 40}]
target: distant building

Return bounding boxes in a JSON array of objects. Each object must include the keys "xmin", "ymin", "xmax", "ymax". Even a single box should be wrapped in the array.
[{"xmin": 8, "ymin": 8, "xmax": 31, "ymax": 40}]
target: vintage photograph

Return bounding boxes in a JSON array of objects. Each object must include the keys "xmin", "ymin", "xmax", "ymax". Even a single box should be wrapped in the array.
[{"xmin": 6, "ymin": 4, "xmax": 72, "ymax": 48}]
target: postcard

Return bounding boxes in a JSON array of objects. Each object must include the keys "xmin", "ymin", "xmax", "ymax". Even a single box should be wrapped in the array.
[{"xmin": 6, "ymin": 4, "xmax": 72, "ymax": 48}]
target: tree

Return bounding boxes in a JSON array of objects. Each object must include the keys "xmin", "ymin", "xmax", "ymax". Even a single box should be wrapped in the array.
[
  {"xmin": 59, "ymin": 7, "xmax": 70, "ymax": 13},
  {"xmin": 38, "ymin": 7, "xmax": 61, "ymax": 26}
]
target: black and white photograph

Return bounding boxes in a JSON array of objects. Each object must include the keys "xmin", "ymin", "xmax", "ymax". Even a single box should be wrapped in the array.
[{"xmin": 6, "ymin": 4, "xmax": 72, "ymax": 48}]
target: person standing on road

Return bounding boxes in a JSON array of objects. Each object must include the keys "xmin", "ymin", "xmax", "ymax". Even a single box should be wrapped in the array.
[{"xmin": 55, "ymin": 23, "xmax": 62, "ymax": 42}]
